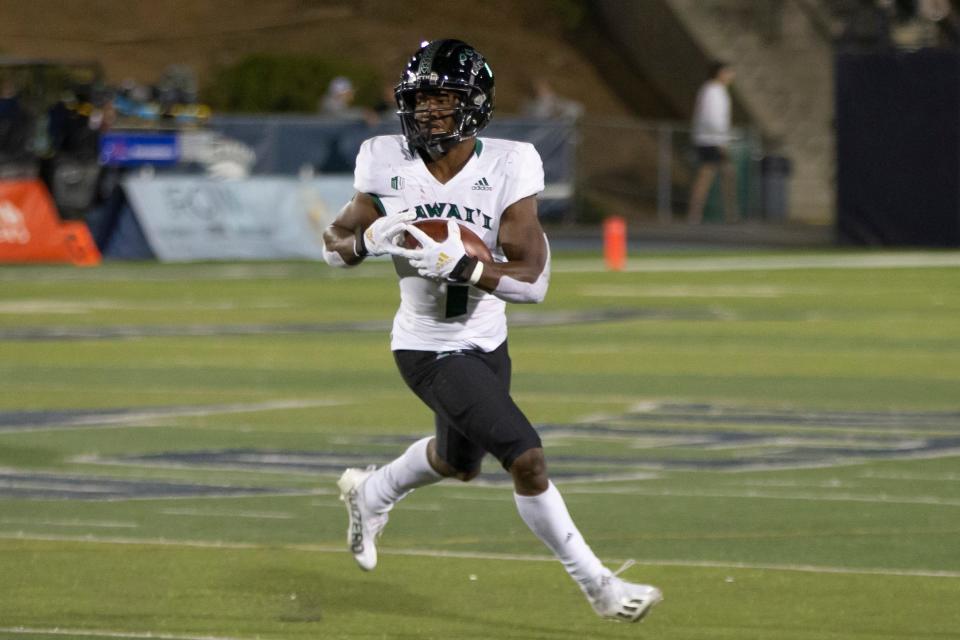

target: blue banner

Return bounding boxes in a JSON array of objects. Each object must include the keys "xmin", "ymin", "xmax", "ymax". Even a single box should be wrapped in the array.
[{"xmin": 99, "ymin": 132, "xmax": 180, "ymax": 167}]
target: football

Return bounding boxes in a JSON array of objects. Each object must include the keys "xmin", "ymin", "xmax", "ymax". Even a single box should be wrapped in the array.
[{"xmin": 402, "ymin": 219, "xmax": 494, "ymax": 263}]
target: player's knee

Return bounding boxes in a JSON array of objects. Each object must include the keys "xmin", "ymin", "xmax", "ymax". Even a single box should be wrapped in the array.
[
  {"xmin": 509, "ymin": 447, "xmax": 548, "ymax": 489},
  {"xmin": 427, "ymin": 443, "xmax": 480, "ymax": 481},
  {"xmin": 454, "ymin": 468, "xmax": 481, "ymax": 482}
]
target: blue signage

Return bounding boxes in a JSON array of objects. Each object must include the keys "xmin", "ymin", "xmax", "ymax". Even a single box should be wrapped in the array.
[{"xmin": 99, "ymin": 133, "xmax": 180, "ymax": 167}]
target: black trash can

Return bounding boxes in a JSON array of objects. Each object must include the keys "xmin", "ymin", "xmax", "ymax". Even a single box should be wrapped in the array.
[{"xmin": 760, "ymin": 155, "xmax": 792, "ymax": 220}]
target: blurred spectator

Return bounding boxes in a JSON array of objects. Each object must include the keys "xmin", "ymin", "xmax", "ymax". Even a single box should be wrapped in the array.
[
  {"xmin": 156, "ymin": 65, "xmax": 199, "ymax": 121},
  {"xmin": 521, "ymin": 78, "xmax": 583, "ymax": 120},
  {"xmin": 319, "ymin": 75, "xmax": 377, "ymax": 124},
  {"xmin": 922, "ymin": 0, "xmax": 960, "ymax": 44},
  {"xmin": 0, "ymin": 79, "xmax": 21, "ymax": 119},
  {"xmin": 372, "ymin": 82, "xmax": 399, "ymax": 121},
  {"xmin": 687, "ymin": 61, "xmax": 738, "ymax": 224},
  {"xmin": 913, "ymin": 0, "xmax": 958, "ymax": 44},
  {"xmin": 47, "ymin": 92, "xmax": 81, "ymax": 154},
  {"xmin": 109, "ymin": 70, "xmax": 208, "ymax": 127},
  {"xmin": 320, "ymin": 76, "xmax": 357, "ymax": 115},
  {"xmin": 0, "ymin": 79, "xmax": 32, "ymax": 160}
]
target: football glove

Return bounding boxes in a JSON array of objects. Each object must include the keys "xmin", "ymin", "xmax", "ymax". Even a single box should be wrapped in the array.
[
  {"xmin": 403, "ymin": 219, "xmax": 473, "ymax": 281},
  {"xmin": 360, "ymin": 211, "xmax": 417, "ymax": 257}
]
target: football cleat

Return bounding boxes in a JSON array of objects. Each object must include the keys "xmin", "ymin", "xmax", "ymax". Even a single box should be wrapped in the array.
[
  {"xmin": 583, "ymin": 561, "xmax": 663, "ymax": 623},
  {"xmin": 337, "ymin": 466, "xmax": 388, "ymax": 571}
]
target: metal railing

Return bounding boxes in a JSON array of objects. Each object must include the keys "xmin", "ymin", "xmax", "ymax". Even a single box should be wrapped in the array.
[{"xmin": 573, "ymin": 117, "xmax": 765, "ymax": 225}]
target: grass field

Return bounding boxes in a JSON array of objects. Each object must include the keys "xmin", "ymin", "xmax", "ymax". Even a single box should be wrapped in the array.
[{"xmin": 1, "ymin": 250, "xmax": 959, "ymax": 640}]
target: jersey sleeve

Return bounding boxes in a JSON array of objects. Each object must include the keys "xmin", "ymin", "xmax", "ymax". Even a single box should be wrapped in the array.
[
  {"xmin": 354, "ymin": 136, "xmax": 408, "ymax": 217},
  {"xmin": 503, "ymin": 142, "xmax": 545, "ymax": 208},
  {"xmin": 353, "ymin": 138, "xmax": 380, "ymax": 194}
]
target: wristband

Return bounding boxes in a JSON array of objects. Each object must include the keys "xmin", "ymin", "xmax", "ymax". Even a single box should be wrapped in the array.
[
  {"xmin": 448, "ymin": 255, "xmax": 479, "ymax": 283},
  {"xmin": 467, "ymin": 260, "xmax": 484, "ymax": 285},
  {"xmin": 353, "ymin": 226, "xmax": 368, "ymax": 258}
]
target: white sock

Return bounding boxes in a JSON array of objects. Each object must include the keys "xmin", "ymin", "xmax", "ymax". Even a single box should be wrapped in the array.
[
  {"xmin": 362, "ymin": 436, "xmax": 442, "ymax": 514},
  {"xmin": 514, "ymin": 481, "xmax": 606, "ymax": 588}
]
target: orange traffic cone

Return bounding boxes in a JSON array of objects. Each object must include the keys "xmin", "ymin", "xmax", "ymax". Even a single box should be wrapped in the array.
[{"xmin": 603, "ymin": 216, "xmax": 627, "ymax": 271}]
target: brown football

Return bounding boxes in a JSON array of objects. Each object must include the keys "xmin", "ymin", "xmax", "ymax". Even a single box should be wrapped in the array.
[{"xmin": 402, "ymin": 219, "xmax": 494, "ymax": 262}]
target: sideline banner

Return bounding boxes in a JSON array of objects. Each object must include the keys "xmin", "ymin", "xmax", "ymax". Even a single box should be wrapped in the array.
[
  {"xmin": 99, "ymin": 132, "xmax": 180, "ymax": 167},
  {"xmin": 122, "ymin": 175, "xmax": 354, "ymax": 261},
  {"xmin": 0, "ymin": 179, "xmax": 101, "ymax": 265}
]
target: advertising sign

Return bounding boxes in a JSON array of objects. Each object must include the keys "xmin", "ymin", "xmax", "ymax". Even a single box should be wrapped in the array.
[
  {"xmin": 122, "ymin": 175, "xmax": 354, "ymax": 261},
  {"xmin": 0, "ymin": 179, "xmax": 101, "ymax": 265},
  {"xmin": 99, "ymin": 132, "xmax": 180, "ymax": 167}
]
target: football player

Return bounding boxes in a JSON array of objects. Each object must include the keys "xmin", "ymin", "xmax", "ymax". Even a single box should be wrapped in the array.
[{"xmin": 322, "ymin": 38, "xmax": 662, "ymax": 623}]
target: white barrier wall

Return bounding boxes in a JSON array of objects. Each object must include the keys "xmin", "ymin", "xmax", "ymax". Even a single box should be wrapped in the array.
[{"xmin": 123, "ymin": 175, "xmax": 355, "ymax": 261}]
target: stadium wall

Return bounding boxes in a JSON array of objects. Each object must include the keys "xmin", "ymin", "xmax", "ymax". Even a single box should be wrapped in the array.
[{"xmin": 836, "ymin": 48, "xmax": 960, "ymax": 247}]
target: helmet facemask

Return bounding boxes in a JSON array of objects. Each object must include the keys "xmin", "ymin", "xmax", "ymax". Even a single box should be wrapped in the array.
[{"xmin": 396, "ymin": 86, "xmax": 487, "ymax": 161}]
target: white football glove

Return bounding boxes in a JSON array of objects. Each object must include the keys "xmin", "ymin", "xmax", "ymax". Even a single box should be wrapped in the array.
[
  {"xmin": 403, "ymin": 219, "xmax": 469, "ymax": 281},
  {"xmin": 360, "ymin": 211, "xmax": 417, "ymax": 257}
]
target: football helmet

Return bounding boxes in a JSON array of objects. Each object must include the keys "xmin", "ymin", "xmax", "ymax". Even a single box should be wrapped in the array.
[{"xmin": 395, "ymin": 39, "xmax": 495, "ymax": 161}]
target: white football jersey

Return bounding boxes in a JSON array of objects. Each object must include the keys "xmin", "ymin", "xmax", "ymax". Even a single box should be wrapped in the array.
[{"xmin": 353, "ymin": 134, "xmax": 545, "ymax": 352}]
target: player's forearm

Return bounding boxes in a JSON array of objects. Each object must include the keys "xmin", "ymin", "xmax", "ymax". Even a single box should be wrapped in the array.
[
  {"xmin": 322, "ymin": 223, "xmax": 365, "ymax": 267},
  {"xmin": 489, "ymin": 269, "xmax": 550, "ymax": 304},
  {"xmin": 476, "ymin": 254, "xmax": 551, "ymax": 304}
]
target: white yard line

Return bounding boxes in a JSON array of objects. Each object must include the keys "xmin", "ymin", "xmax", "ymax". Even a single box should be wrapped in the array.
[
  {"xmin": 70, "ymin": 456, "xmax": 329, "ymax": 479},
  {"xmin": 0, "ymin": 399, "xmax": 342, "ymax": 433},
  {"xmin": 0, "ymin": 518, "xmax": 137, "ymax": 529},
  {"xmin": 579, "ymin": 284, "xmax": 795, "ymax": 298},
  {"xmin": 159, "ymin": 509, "xmax": 295, "ymax": 520},
  {"xmin": 310, "ymin": 500, "xmax": 442, "ymax": 511},
  {"xmin": 0, "ymin": 479, "xmax": 127, "ymax": 495},
  {"xmin": 0, "ymin": 626, "xmax": 247, "ymax": 640},
  {"xmin": 96, "ymin": 489, "xmax": 326, "ymax": 503},
  {"xmin": 2, "ymin": 531, "xmax": 958, "ymax": 580},
  {"xmin": 561, "ymin": 486, "xmax": 960, "ymax": 508},
  {"xmin": 859, "ymin": 471, "xmax": 960, "ymax": 482},
  {"xmin": 554, "ymin": 252, "xmax": 960, "ymax": 274}
]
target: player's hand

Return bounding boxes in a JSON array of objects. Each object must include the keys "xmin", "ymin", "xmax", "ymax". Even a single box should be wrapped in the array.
[
  {"xmin": 361, "ymin": 211, "xmax": 417, "ymax": 256},
  {"xmin": 403, "ymin": 219, "xmax": 468, "ymax": 280}
]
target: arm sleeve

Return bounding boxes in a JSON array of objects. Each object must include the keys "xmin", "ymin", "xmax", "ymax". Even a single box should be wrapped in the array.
[{"xmin": 491, "ymin": 235, "xmax": 551, "ymax": 304}]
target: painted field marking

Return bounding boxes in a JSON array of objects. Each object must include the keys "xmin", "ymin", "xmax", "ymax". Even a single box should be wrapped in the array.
[
  {"xmin": 580, "ymin": 284, "xmax": 796, "ymax": 298},
  {"xmin": 554, "ymin": 252, "xmax": 960, "ymax": 274},
  {"xmin": 71, "ymin": 456, "xmax": 331, "ymax": 479},
  {"xmin": 1, "ymin": 531, "xmax": 958, "ymax": 580},
  {"xmin": 561, "ymin": 486, "xmax": 960, "ymax": 508},
  {"xmin": 0, "ymin": 518, "xmax": 138, "ymax": 529},
  {"xmin": 0, "ymin": 299, "xmax": 293, "ymax": 315},
  {"xmin": 0, "ymin": 399, "xmax": 342, "ymax": 433},
  {"xmin": 859, "ymin": 471, "xmax": 960, "ymax": 482},
  {"xmin": 159, "ymin": 509, "xmax": 295, "ymax": 520},
  {"xmin": 0, "ymin": 626, "xmax": 247, "ymax": 640},
  {"xmin": 310, "ymin": 499, "xmax": 442, "ymax": 511},
  {"xmin": 0, "ymin": 263, "xmax": 307, "ymax": 284}
]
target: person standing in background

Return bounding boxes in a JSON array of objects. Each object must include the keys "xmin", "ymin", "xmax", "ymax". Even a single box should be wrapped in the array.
[{"xmin": 687, "ymin": 61, "xmax": 738, "ymax": 224}]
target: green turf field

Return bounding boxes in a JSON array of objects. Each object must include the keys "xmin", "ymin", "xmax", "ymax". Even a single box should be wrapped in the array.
[{"xmin": 1, "ymin": 250, "xmax": 959, "ymax": 640}]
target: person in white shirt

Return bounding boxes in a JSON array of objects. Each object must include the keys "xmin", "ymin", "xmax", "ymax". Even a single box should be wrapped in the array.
[
  {"xmin": 687, "ymin": 61, "xmax": 739, "ymax": 224},
  {"xmin": 322, "ymin": 38, "xmax": 662, "ymax": 623}
]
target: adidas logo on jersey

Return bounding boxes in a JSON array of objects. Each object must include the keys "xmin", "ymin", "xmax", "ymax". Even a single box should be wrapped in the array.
[{"xmin": 472, "ymin": 177, "xmax": 493, "ymax": 191}]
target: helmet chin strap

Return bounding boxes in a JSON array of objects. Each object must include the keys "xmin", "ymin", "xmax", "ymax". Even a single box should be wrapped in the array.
[
  {"xmin": 420, "ymin": 135, "xmax": 460, "ymax": 161},
  {"xmin": 412, "ymin": 114, "xmax": 464, "ymax": 161}
]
